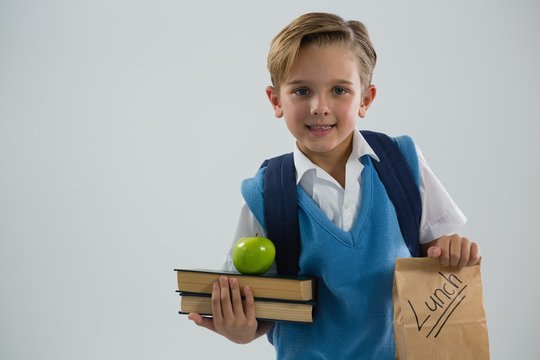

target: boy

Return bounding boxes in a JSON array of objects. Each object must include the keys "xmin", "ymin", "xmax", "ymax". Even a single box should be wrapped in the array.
[{"xmin": 188, "ymin": 12, "xmax": 480, "ymax": 359}]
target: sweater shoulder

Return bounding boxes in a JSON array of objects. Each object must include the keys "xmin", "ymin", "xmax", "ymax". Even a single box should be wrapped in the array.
[{"xmin": 240, "ymin": 167, "xmax": 267, "ymax": 229}]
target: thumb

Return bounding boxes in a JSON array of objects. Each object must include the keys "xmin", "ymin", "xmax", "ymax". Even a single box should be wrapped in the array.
[
  {"xmin": 427, "ymin": 245, "xmax": 441, "ymax": 258},
  {"xmin": 188, "ymin": 313, "xmax": 215, "ymax": 332}
]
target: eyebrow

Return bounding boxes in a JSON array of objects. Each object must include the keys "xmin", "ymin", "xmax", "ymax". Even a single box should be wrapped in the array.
[{"xmin": 284, "ymin": 79, "xmax": 356, "ymax": 86}]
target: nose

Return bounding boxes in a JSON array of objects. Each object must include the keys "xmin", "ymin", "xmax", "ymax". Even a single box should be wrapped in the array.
[{"xmin": 311, "ymin": 95, "xmax": 330, "ymax": 116}]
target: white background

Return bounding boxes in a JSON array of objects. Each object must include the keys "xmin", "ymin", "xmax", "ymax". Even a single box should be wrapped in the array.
[{"xmin": 1, "ymin": 1, "xmax": 539, "ymax": 359}]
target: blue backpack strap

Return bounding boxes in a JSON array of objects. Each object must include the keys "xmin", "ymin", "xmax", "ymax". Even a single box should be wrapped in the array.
[
  {"xmin": 360, "ymin": 130, "xmax": 422, "ymax": 257},
  {"xmin": 261, "ymin": 153, "xmax": 300, "ymax": 276}
]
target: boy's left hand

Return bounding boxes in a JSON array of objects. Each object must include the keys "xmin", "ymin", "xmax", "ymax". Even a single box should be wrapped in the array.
[{"xmin": 421, "ymin": 234, "xmax": 481, "ymax": 267}]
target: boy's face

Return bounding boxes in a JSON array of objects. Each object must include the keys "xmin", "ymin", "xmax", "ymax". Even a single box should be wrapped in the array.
[{"xmin": 267, "ymin": 44, "xmax": 375, "ymax": 164}]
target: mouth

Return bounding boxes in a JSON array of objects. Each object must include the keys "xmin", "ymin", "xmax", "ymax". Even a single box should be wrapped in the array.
[
  {"xmin": 306, "ymin": 124, "xmax": 335, "ymax": 136},
  {"xmin": 307, "ymin": 124, "xmax": 335, "ymax": 130}
]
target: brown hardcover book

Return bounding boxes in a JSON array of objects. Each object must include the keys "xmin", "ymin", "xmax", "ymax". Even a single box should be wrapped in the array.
[
  {"xmin": 175, "ymin": 269, "xmax": 316, "ymax": 301},
  {"xmin": 179, "ymin": 292, "xmax": 314, "ymax": 323}
]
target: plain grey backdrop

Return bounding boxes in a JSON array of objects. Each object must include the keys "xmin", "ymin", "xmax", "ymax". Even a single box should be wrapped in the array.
[{"xmin": 1, "ymin": 0, "xmax": 539, "ymax": 359}]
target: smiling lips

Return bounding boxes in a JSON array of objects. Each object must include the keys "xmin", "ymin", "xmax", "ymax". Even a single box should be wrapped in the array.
[{"xmin": 307, "ymin": 124, "xmax": 335, "ymax": 136}]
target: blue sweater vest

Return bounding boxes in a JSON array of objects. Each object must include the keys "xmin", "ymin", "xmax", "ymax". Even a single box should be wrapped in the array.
[{"xmin": 241, "ymin": 136, "xmax": 420, "ymax": 359}]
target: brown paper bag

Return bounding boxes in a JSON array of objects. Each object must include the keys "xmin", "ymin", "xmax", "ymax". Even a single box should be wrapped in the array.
[{"xmin": 393, "ymin": 258, "xmax": 489, "ymax": 360}]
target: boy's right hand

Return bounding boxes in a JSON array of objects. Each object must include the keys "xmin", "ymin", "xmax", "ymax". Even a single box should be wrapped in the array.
[{"xmin": 188, "ymin": 276, "xmax": 260, "ymax": 344}]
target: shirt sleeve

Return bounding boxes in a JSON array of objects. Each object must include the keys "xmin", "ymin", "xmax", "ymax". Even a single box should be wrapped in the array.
[{"xmin": 416, "ymin": 145, "xmax": 467, "ymax": 244}]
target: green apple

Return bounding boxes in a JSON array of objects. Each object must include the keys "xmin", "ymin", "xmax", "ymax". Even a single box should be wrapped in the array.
[{"xmin": 232, "ymin": 234, "xmax": 276, "ymax": 275}]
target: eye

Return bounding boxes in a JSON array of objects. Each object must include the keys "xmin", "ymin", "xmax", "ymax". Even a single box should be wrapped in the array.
[
  {"xmin": 332, "ymin": 87, "xmax": 347, "ymax": 95},
  {"xmin": 293, "ymin": 88, "xmax": 310, "ymax": 96}
]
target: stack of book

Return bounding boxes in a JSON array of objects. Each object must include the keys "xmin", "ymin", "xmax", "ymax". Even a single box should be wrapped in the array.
[{"xmin": 175, "ymin": 269, "xmax": 317, "ymax": 323}]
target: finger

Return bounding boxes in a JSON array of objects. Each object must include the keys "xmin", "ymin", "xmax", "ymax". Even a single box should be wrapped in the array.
[
  {"xmin": 243, "ymin": 285, "xmax": 256, "ymax": 320},
  {"xmin": 458, "ymin": 237, "xmax": 471, "ymax": 267},
  {"xmin": 211, "ymin": 280, "xmax": 223, "ymax": 322},
  {"xmin": 229, "ymin": 278, "xmax": 245, "ymax": 318},
  {"xmin": 467, "ymin": 242, "xmax": 481, "ymax": 266},
  {"xmin": 438, "ymin": 237, "xmax": 451, "ymax": 267},
  {"xmin": 427, "ymin": 245, "xmax": 441, "ymax": 258},
  {"xmin": 188, "ymin": 313, "xmax": 215, "ymax": 332},
  {"xmin": 449, "ymin": 235, "xmax": 462, "ymax": 267},
  {"xmin": 219, "ymin": 276, "xmax": 234, "ymax": 319}
]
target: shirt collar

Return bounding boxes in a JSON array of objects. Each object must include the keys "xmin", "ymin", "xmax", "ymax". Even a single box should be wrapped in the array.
[{"xmin": 293, "ymin": 128, "xmax": 380, "ymax": 184}]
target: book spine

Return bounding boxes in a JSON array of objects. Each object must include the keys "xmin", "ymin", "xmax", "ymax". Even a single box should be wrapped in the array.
[{"xmin": 178, "ymin": 291, "xmax": 316, "ymax": 305}]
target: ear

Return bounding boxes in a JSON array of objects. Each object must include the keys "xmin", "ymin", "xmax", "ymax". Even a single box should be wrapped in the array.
[
  {"xmin": 358, "ymin": 85, "xmax": 377, "ymax": 118},
  {"xmin": 266, "ymin": 86, "xmax": 283, "ymax": 118}
]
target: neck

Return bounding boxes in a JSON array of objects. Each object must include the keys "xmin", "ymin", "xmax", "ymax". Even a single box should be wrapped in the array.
[
  {"xmin": 299, "ymin": 133, "xmax": 353, "ymax": 188},
  {"xmin": 318, "ymin": 156, "xmax": 348, "ymax": 188}
]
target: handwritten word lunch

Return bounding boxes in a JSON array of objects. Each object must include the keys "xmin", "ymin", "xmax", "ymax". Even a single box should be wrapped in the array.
[{"xmin": 407, "ymin": 272, "xmax": 468, "ymax": 338}]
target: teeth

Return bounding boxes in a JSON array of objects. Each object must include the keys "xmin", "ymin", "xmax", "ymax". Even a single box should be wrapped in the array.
[{"xmin": 310, "ymin": 125, "xmax": 333, "ymax": 130}]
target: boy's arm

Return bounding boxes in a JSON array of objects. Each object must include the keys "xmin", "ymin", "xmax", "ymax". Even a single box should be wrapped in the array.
[
  {"xmin": 421, "ymin": 234, "xmax": 481, "ymax": 267},
  {"xmin": 188, "ymin": 276, "xmax": 273, "ymax": 344}
]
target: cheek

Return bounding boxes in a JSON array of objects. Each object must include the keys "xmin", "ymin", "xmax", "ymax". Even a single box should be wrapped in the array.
[
  {"xmin": 342, "ymin": 100, "xmax": 362, "ymax": 118},
  {"xmin": 282, "ymin": 103, "xmax": 306, "ymax": 122}
]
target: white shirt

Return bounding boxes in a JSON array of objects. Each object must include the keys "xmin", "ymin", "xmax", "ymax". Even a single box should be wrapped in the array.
[{"xmin": 224, "ymin": 130, "xmax": 466, "ymax": 270}]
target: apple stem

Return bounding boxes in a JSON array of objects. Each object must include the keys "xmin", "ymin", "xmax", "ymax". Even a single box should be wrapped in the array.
[{"xmin": 255, "ymin": 232, "xmax": 259, "ymax": 237}]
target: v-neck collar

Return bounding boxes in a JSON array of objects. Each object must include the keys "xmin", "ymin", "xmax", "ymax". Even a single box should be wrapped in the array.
[{"xmin": 296, "ymin": 155, "xmax": 375, "ymax": 248}]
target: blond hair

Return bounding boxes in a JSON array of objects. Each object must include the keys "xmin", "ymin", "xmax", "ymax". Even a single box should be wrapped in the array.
[{"xmin": 268, "ymin": 12, "xmax": 377, "ymax": 93}]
